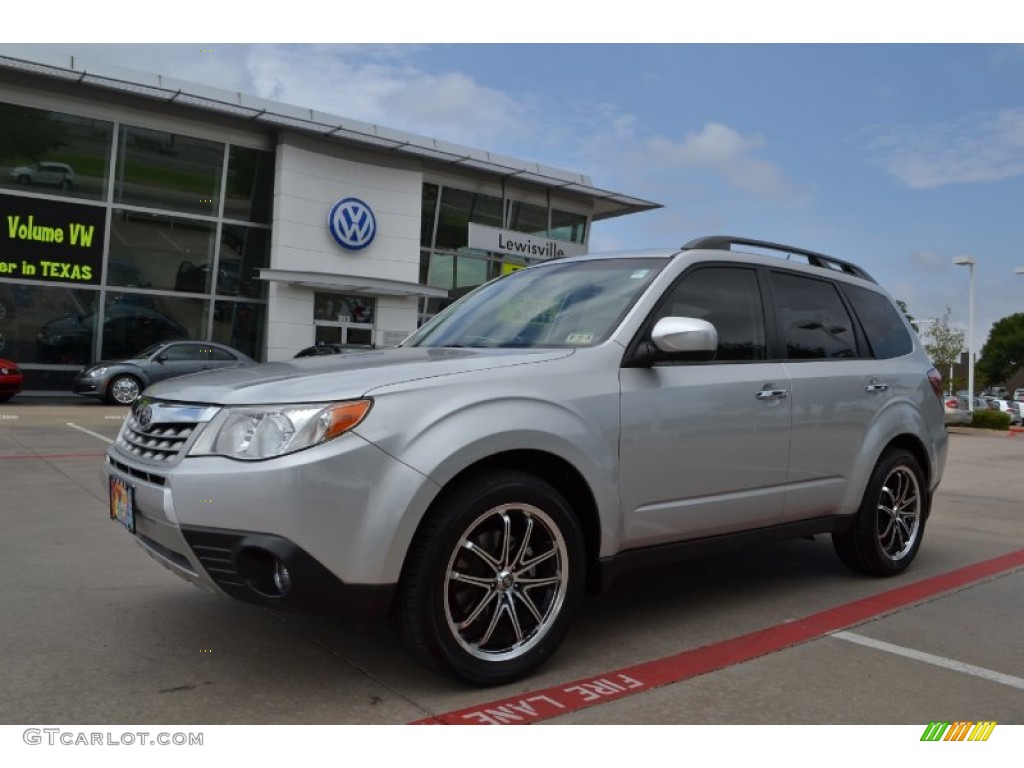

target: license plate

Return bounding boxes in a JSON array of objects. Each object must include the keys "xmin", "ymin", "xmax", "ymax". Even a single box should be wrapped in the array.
[{"xmin": 109, "ymin": 475, "xmax": 135, "ymax": 534}]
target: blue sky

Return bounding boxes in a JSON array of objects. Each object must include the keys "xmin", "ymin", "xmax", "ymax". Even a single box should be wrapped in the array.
[{"xmin": 4, "ymin": 32, "xmax": 1024, "ymax": 354}]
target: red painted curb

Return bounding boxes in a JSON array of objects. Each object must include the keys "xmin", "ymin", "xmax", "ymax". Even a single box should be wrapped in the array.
[
  {"xmin": 0, "ymin": 452, "xmax": 107, "ymax": 461},
  {"xmin": 413, "ymin": 548, "xmax": 1024, "ymax": 725}
]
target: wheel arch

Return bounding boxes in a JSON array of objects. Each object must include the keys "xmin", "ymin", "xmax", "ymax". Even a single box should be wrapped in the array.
[
  {"xmin": 399, "ymin": 449, "xmax": 604, "ymax": 595},
  {"xmin": 879, "ymin": 433, "xmax": 933, "ymax": 517}
]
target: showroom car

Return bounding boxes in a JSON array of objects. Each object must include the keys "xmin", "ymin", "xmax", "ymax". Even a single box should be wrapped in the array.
[
  {"xmin": 75, "ymin": 340, "xmax": 255, "ymax": 405},
  {"xmin": 9, "ymin": 161, "xmax": 77, "ymax": 190},
  {"xmin": 104, "ymin": 236, "xmax": 948, "ymax": 685}
]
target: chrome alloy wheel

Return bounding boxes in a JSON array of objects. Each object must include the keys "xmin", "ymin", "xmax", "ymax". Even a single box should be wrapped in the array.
[
  {"xmin": 444, "ymin": 503, "xmax": 569, "ymax": 662},
  {"xmin": 110, "ymin": 376, "xmax": 140, "ymax": 405},
  {"xmin": 876, "ymin": 465, "xmax": 922, "ymax": 561}
]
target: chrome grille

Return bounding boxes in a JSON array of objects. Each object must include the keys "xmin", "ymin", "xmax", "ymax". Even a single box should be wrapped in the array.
[
  {"xmin": 112, "ymin": 400, "xmax": 220, "ymax": 466},
  {"xmin": 117, "ymin": 415, "xmax": 197, "ymax": 462}
]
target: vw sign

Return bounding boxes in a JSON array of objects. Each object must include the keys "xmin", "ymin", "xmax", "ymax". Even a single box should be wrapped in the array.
[{"xmin": 328, "ymin": 197, "xmax": 377, "ymax": 251}]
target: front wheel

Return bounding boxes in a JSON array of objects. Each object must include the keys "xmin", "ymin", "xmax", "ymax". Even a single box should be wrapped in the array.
[
  {"xmin": 106, "ymin": 374, "xmax": 141, "ymax": 405},
  {"xmin": 397, "ymin": 470, "xmax": 584, "ymax": 685},
  {"xmin": 833, "ymin": 448, "xmax": 927, "ymax": 576}
]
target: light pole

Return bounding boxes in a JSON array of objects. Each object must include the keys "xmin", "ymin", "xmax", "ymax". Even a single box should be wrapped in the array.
[{"xmin": 954, "ymin": 257, "xmax": 976, "ymax": 411}]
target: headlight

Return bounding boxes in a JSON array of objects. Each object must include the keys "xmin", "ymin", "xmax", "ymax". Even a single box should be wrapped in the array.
[
  {"xmin": 188, "ymin": 400, "xmax": 372, "ymax": 461},
  {"xmin": 85, "ymin": 366, "xmax": 108, "ymax": 378}
]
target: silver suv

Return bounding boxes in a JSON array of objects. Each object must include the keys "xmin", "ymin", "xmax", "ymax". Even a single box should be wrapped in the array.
[{"xmin": 105, "ymin": 236, "xmax": 948, "ymax": 685}]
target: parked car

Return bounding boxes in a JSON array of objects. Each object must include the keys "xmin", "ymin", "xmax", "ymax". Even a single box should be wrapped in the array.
[
  {"xmin": 984, "ymin": 398, "xmax": 1022, "ymax": 426},
  {"xmin": 943, "ymin": 396, "xmax": 971, "ymax": 426},
  {"xmin": 293, "ymin": 343, "xmax": 374, "ymax": 358},
  {"xmin": 10, "ymin": 161, "xmax": 77, "ymax": 190},
  {"xmin": 74, "ymin": 340, "xmax": 255, "ymax": 405},
  {"xmin": 37, "ymin": 305, "xmax": 189, "ymax": 365},
  {"xmin": 1014, "ymin": 388, "xmax": 1024, "ymax": 403},
  {"xmin": 105, "ymin": 235, "xmax": 948, "ymax": 685},
  {"xmin": 0, "ymin": 358, "xmax": 23, "ymax": 402}
]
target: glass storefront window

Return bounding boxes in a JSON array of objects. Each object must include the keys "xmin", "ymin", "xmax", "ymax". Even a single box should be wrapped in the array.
[
  {"xmin": 99, "ymin": 294, "xmax": 208, "ymax": 361},
  {"xmin": 507, "ymin": 201, "xmax": 548, "ymax": 237},
  {"xmin": 435, "ymin": 188, "xmax": 503, "ymax": 250},
  {"xmin": 0, "ymin": 101, "xmax": 113, "ymax": 202},
  {"xmin": 421, "ymin": 183, "xmax": 439, "ymax": 247},
  {"xmin": 213, "ymin": 300, "xmax": 266, "ymax": 361},
  {"xmin": 219, "ymin": 225, "xmax": 270, "ymax": 299},
  {"xmin": 313, "ymin": 293, "xmax": 374, "ymax": 324},
  {"xmin": 108, "ymin": 210, "xmax": 216, "ymax": 294},
  {"xmin": 421, "ymin": 252, "xmax": 454, "ymax": 290},
  {"xmin": 223, "ymin": 146, "xmax": 274, "ymax": 223},
  {"xmin": 455, "ymin": 255, "xmax": 499, "ymax": 297},
  {"xmin": 115, "ymin": 125, "xmax": 223, "ymax": 216},
  {"xmin": 550, "ymin": 209, "xmax": 588, "ymax": 244},
  {"xmin": 0, "ymin": 281, "xmax": 99, "ymax": 365}
]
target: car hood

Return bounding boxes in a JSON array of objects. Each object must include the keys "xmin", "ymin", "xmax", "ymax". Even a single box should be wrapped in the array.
[{"xmin": 143, "ymin": 346, "xmax": 574, "ymax": 405}]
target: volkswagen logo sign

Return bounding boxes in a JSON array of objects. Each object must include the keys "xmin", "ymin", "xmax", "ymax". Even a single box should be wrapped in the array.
[{"xmin": 328, "ymin": 197, "xmax": 376, "ymax": 251}]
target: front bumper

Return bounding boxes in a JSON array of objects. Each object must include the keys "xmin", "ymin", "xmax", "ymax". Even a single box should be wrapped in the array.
[{"xmin": 103, "ymin": 410, "xmax": 437, "ymax": 616}]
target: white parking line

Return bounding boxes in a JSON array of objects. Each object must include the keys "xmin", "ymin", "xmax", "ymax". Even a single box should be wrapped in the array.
[
  {"xmin": 66, "ymin": 422, "xmax": 114, "ymax": 444},
  {"xmin": 832, "ymin": 631, "xmax": 1024, "ymax": 691}
]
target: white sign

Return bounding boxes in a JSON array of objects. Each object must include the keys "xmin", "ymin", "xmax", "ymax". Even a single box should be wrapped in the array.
[{"xmin": 468, "ymin": 223, "xmax": 587, "ymax": 260}]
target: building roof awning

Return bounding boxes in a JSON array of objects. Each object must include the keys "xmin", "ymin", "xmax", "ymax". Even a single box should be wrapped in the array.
[
  {"xmin": 259, "ymin": 269, "xmax": 449, "ymax": 298},
  {"xmin": 0, "ymin": 51, "xmax": 662, "ymax": 222}
]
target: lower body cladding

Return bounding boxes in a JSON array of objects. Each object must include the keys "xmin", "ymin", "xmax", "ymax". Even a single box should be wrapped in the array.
[{"xmin": 103, "ymin": 431, "xmax": 437, "ymax": 616}]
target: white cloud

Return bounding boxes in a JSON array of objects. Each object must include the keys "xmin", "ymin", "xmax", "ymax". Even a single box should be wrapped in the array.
[
  {"xmin": 910, "ymin": 249, "xmax": 950, "ymax": 271},
  {"xmin": 242, "ymin": 45, "xmax": 537, "ymax": 148},
  {"xmin": 868, "ymin": 108, "xmax": 1024, "ymax": 188},
  {"xmin": 626, "ymin": 123, "xmax": 804, "ymax": 202}
]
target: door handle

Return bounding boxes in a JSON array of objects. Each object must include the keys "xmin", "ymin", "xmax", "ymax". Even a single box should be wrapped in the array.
[
  {"xmin": 865, "ymin": 381, "xmax": 889, "ymax": 392},
  {"xmin": 756, "ymin": 389, "xmax": 789, "ymax": 400}
]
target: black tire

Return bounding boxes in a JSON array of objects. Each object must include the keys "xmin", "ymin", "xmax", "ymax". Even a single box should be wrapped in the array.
[
  {"xmin": 16, "ymin": 174, "xmax": 29, "ymax": 184},
  {"xmin": 397, "ymin": 469, "xmax": 585, "ymax": 685},
  {"xmin": 833, "ymin": 448, "xmax": 927, "ymax": 576},
  {"xmin": 0, "ymin": 393, "xmax": 13, "ymax": 403},
  {"xmin": 106, "ymin": 374, "xmax": 142, "ymax": 405}
]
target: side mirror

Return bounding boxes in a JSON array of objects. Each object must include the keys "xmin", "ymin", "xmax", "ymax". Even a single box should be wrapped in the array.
[
  {"xmin": 630, "ymin": 317, "xmax": 718, "ymax": 365},
  {"xmin": 155, "ymin": 353, "xmax": 168, "ymax": 363}
]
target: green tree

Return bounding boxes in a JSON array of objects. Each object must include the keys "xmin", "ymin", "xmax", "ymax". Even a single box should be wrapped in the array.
[
  {"xmin": 923, "ymin": 307, "xmax": 965, "ymax": 375},
  {"xmin": 977, "ymin": 313, "xmax": 1024, "ymax": 385},
  {"xmin": 896, "ymin": 300, "xmax": 919, "ymax": 333}
]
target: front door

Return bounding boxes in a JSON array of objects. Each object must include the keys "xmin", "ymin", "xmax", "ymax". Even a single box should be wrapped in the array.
[{"xmin": 618, "ymin": 266, "xmax": 792, "ymax": 549}]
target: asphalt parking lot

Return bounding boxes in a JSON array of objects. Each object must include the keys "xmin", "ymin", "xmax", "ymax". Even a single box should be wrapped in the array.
[{"xmin": 1, "ymin": 399, "xmax": 1022, "ymax": 727}]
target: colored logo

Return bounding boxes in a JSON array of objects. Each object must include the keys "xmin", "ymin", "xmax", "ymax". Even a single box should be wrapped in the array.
[
  {"xmin": 328, "ymin": 198, "xmax": 376, "ymax": 251},
  {"xmin": 920, "ymin": 721, "xmax": 996, "ymax": 741}
]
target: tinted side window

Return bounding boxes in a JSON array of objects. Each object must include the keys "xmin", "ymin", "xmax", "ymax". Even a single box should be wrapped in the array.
[
  {"xmin": 207, "ymin": 348, "xmax": 237, "ymax": 361},
  {"xmin": 843, "ymin": 284, "xmax": 913, "ymax": 359},
  {"xmin": 771, "ymin": 272, "xmax": 857, "ymax": 359},
  {"xmin": 162, "ymin": 344, "xmax": 205, "ymax": 361},
  {"xmin": 656, "ymin": 267, "xmax": 766, "ymax": 360}
]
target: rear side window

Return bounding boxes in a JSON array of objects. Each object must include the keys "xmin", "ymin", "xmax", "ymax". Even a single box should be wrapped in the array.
[
  {"xmin": 771, "ymin": 272, "xmax": 857, "ymax": 359},
  {"xmin": 843, "ymin": 284, "xmax": 913, "ymax": 359}
]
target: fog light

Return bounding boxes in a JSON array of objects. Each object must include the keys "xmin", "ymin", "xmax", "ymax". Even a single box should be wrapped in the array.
[{"xmin": 272, "ymin": 559, "xmax": 291, "ymax": 594}]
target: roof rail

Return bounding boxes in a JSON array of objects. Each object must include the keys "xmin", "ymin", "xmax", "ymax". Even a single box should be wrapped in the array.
[{"xmin": 682, "ymin": 235, "xmax": 876, "ymax": 283}]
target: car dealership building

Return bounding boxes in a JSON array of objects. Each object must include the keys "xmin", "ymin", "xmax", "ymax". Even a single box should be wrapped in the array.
[{"xmin": 0, "ymin": 51, "xmax": 658, "ymax": 392}]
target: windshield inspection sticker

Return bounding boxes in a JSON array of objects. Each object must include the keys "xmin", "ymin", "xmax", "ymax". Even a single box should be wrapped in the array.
[
  {"xmin": 629, "ymin": 269, "xmax": 649, "ymax": 279},
  {"xmin": 565, "ymin": 333, "xmax": 594, "ymax": 344}
]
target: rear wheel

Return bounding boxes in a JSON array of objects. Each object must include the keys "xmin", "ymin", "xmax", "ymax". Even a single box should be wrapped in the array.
[
  {"xmin": 397, "ymin": 470, "xmax": 584, "ymax": 685},
  {"xmin": 833, "ymin": 448, "xmax": 927, "ymax": 576}
]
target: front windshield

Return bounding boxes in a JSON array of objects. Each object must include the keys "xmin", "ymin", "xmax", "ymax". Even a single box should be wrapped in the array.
[{"xmin": 406, "ymin": 257, "xmax": 667, "ymax": 349}]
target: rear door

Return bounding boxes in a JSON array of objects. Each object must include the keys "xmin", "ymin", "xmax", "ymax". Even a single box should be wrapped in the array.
[
  {"xmin": 771, "ymin": 272, "xmax": 910, "ymax": 521},
  {"xmin": 619, "ymin": 265, "xmax": 792, "ymax": 549}
]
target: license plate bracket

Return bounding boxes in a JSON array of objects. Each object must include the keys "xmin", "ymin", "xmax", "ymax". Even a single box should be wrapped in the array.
[{"xmin": 109, "ymin": 475, "xmax": 135, "ymax": 534}]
